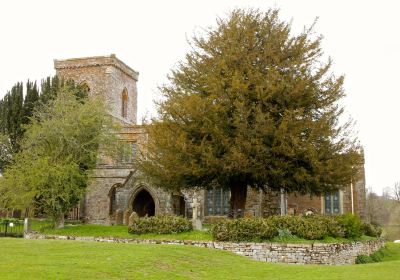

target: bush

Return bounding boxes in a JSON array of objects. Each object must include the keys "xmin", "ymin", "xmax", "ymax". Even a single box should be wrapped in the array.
[
  {"xmin": 211, "ymin": 218, "xmax": 278, "ymax": 242},
  {"xmin": 356, "ymin": 249, "xmax": 385, "ymax": 264},
  {"xmin": 335, "ymin": 214, "xmax": 363, "ymax": 238},
  {"xmin": 355, "ymin": 254, "xmax": 370, "ymax": 264},
  {"xmin": 211, "ymin": 215, "xmax": 379, "ymax": 242},
  {"xmin": 128, "ymin": 216, "xmax": 192, "ymax": 235},
  {"xmin": 267, "ymin": 215, "xmax": 343, "ymax": 240},
  {"xmin": 361, "ymin": 222, "xmax": 382, "ymax": 237}
]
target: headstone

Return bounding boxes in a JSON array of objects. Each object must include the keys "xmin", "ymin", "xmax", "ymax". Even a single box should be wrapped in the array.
[
  {"xmin": 23, "ymin": 218, "xmax": 30, "ymax": 236},
  {"xmin": 115, "ymin": 209, "xmax": 123, "ymax": 225},
  {"xmin": 123, "ymin": 209, "xmax": 132, "ymax": 225},
  {"xmin": 189, "ymin": 198, "xmax": 202, "ymax": 230},
  {"xmin": 128, "ymin": 211, "xmax": 139, "ymax": 227}
]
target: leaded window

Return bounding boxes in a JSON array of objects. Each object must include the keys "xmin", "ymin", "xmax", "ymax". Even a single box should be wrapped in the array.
[
  {"xmin": 324, "ymin": 191, "xmax": 341, "ymax": 215},
  {"xmin": 205, "ymin": 188, "xmax": 230, "ymax": 215}
]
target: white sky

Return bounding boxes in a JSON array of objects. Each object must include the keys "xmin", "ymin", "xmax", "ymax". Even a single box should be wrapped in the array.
[{"xmin": 0, "ymin": 0, "xmax": 399, "ymax": 194}]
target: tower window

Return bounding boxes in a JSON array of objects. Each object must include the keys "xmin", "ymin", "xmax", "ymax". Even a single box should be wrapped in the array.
[{"xmin": 121, "ymin": 88, "xmax": 128, "ymax": 118}]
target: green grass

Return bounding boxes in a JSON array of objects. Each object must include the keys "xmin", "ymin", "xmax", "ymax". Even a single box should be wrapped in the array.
[
  {"xmin": 31, "ymin": 220, "xmax": 376, "ymax": 244},
  {"xmin": 0, "ymin": 238, "xmax": 399, "ymax": 279},
  {"xmin": 30, "ymin": 219, "xmax": 376, "ymax": 244},
  {"xmin": 31, "ymin": 219, "xmax": 213, "ymax": 241}
]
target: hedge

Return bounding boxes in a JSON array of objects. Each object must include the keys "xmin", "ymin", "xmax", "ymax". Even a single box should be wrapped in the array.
[
  {"xmin": 128, "ymin": 216, "xmax": 192, "ymax": 235},
  {"xmin": 211, "ymin": 214, "xmax": 381, "ymax": 242},
  {"xmin": 211, "ymin": 218, "xmax": 277, "ymax": 242}
]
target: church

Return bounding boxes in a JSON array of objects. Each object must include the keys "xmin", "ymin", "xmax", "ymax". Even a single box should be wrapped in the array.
[{"xmin": 54, "ymin": 55, "xmax": 366, "ymax": 225}]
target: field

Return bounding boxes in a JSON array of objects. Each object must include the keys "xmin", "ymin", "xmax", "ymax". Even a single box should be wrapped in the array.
[{"xmin": 1, "ymin": 238, "xmax": 399, "ymax": 280}]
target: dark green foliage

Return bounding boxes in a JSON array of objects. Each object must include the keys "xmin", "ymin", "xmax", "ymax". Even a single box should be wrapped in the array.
[
  {"xmin": 137, "ymin": 8, "xmax": 362, "ymax": 213},
  {"xmin": 0, "ymin": 89, "xmax": 115, "ymax": 228},
  {"xmin": 39, "ymin": 76, "xmax": 62, "ymax": 104},
  {"xmin": 361, "ymin": 222, "xmax": 382, "ymax": 238},
  {"xmin": 211, "ymin": 214, "xmax": 376, "ymax": 242},
  {"xmin": 0, "ymin": 83, "xmax": 24, "ymax": 151},
  {"xmin": 211, "ymin": 218, "xmax": 278, "ymax": 242},
  {"xmin": 128, "ymin": 216, "xmax": 192, "ymax": 234},
  {"xmin": 0, "ymin": 76, "xmax": 88, "ymax": 173},
  {"xmin": 268, "ymin": 214, "xmax": 344, "ymax": 240},
  {"xmin": 355, "ymin": 255, "xmax": 370, "ymax": 264},
  {"xmin": 356, "ymin": 249, "xmax": 385, "ymax": 264},
  {"xmin": 335, "ymin": 214, "xmax": 363, "ymax": 238},
  {"xmin": 22, "ymin": 80, "xmax": 39, "ymax": 124}
]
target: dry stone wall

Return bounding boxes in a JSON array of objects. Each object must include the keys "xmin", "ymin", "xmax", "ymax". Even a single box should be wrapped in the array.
[{"xmin": 25, "ymin": 233, "xmax": 384, "ymax": 265}]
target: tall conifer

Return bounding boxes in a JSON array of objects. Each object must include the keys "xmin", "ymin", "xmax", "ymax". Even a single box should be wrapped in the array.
[{"xmin": 137, "ymin": 9, "xmax": 362, "ymax": 214}]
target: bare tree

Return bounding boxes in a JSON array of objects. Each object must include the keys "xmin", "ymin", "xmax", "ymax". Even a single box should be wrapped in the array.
[{"xmin": 393, "ymin": 182, "xmax": 400, "ymax": 202}]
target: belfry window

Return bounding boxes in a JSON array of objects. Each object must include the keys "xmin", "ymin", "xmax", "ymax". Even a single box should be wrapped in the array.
[
  {"xmin": 205, "ymin": 187, "xmax": 230, "ymax": 215},
  {"xmin": 121, "ymin": 88, "xmax": 128, "ymax": 118}
]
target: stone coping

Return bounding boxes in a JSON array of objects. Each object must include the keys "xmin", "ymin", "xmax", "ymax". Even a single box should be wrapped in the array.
[
  {"xmin": 54, "ymin": 54, "xmax": 139, "ymax": 80},
  {"xmin": 24, "ymin": 232, "xmax": 385, "ymax": 265}
]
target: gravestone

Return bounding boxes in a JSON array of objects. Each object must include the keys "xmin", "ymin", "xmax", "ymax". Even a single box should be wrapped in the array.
[
  {"xmin": 115, "ymin": 209, "xmax": 123, "ymax": 225},
  {"xmin": 123, "ymin": 209, "xmax": 132, "ymax": 225},
  {"xmin": 128, "ymin": 211, "xmax": 139, "ymax": 227},
  {"xmin": 190, "ymin": 198, "xmax": 202, "ymax": 230},
  {"xmin": 23, "ymin": 218, "xmax": 30, "ymax": 237}
]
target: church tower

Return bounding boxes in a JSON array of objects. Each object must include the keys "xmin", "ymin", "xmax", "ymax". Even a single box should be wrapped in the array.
[{"xmin": 54, "ymin": 54, "xmax": 138, "ymax": 124}]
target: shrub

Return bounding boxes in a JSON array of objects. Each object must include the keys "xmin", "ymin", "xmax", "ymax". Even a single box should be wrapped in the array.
[
  {"xmin": 211, "ymin": 218, "xmax": 278, "ymax": 242},
  {"xmin": 361, "ymin": 222, "xmax": 382, "ymax": 237},
  {"xmin": 267, "ymin": 215, "xmax": 343, "ymax": 240},
  {"xmin": 356, "ymin": 249, "xmax": 385, "ymax": 264},
  {"xmin": 355, "ymin": 254, "xmax": 370, "ymax": 264},
  {"xmin": 335, "ymin": 214, "xmax": 363, "ymax": 238},
  {"xmin": 128, "ymin": 216, "xmax": 192, "ymax": 235},
  {"xmin": 211, "ymin": 215, "xmax": 379, "ymax": 242}
]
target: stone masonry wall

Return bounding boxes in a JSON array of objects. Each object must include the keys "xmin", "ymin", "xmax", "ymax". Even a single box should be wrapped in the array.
[
  {"xmin": 54, "ymin": 54, "xmax": 138, "ymax": 124},
  {"xmin": 25, "ymin": 233, "xmax": 385, "ymax": 265}
]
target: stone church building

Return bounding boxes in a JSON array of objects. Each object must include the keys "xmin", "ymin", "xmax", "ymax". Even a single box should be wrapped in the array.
[{"xmin": 54, "ymin": 55, "xmax": 366, "ymax": 225}]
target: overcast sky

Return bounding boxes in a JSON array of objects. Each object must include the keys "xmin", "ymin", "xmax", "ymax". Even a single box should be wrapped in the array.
[{"xmin": 0, "ymin": 0, "xmax": 399, "ymax": 194}]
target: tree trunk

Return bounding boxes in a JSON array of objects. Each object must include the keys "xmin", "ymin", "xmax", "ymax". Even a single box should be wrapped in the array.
[{"xmin": 230, "ymin": 183, "xmax": 247, "ymax": 218}]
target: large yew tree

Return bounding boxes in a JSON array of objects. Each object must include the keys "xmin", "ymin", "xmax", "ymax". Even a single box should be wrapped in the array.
[{"xmin": 137, "ymin": 9, "xmax": 361, "ymax": 215}]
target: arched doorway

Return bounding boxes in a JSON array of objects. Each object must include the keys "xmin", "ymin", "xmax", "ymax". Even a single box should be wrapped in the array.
[{"xmin": 132, "ymin": 189, "xmax": 155, "ymax": 217}]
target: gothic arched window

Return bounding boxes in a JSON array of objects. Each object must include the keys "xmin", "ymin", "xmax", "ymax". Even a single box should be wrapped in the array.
[
  {"xmin": 109, "ymin": 184, "xmax": 119, "ymax": 216},
  {"xmin": 121, "ymin": 88, "xmax": 128, "ymax": 118}
]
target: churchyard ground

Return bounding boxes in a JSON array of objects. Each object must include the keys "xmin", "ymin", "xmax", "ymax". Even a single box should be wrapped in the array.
[{"xmin": 1, "ymin": 238, "xmax": 399, "ymax": 279}]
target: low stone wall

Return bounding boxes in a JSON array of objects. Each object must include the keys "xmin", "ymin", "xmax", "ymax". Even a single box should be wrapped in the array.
[{"xmin": 25, "ymin": 233, "xmax": 385, "ymax": 265}]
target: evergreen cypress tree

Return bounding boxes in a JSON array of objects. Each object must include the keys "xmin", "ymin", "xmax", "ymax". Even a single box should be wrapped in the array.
[
  {"xmin": 23, "ymin": 80, "xmax": 39, "ymax": 124},
  {"xmin": 7, "ymin": 83, "xmax": 24, "ymax": 151}
]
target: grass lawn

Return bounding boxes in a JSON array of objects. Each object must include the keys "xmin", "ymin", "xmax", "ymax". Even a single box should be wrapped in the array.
[
  {"xmin": 30, "ymin": 220, "xmax": 212, "ymax": 241},
  {"xmin": 0, "ymin": 238, "xmax": 399, "ymax": 280},
  {"xmin": 30, "ymin": 220, "xmax": 375, "ymax": 244}
]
